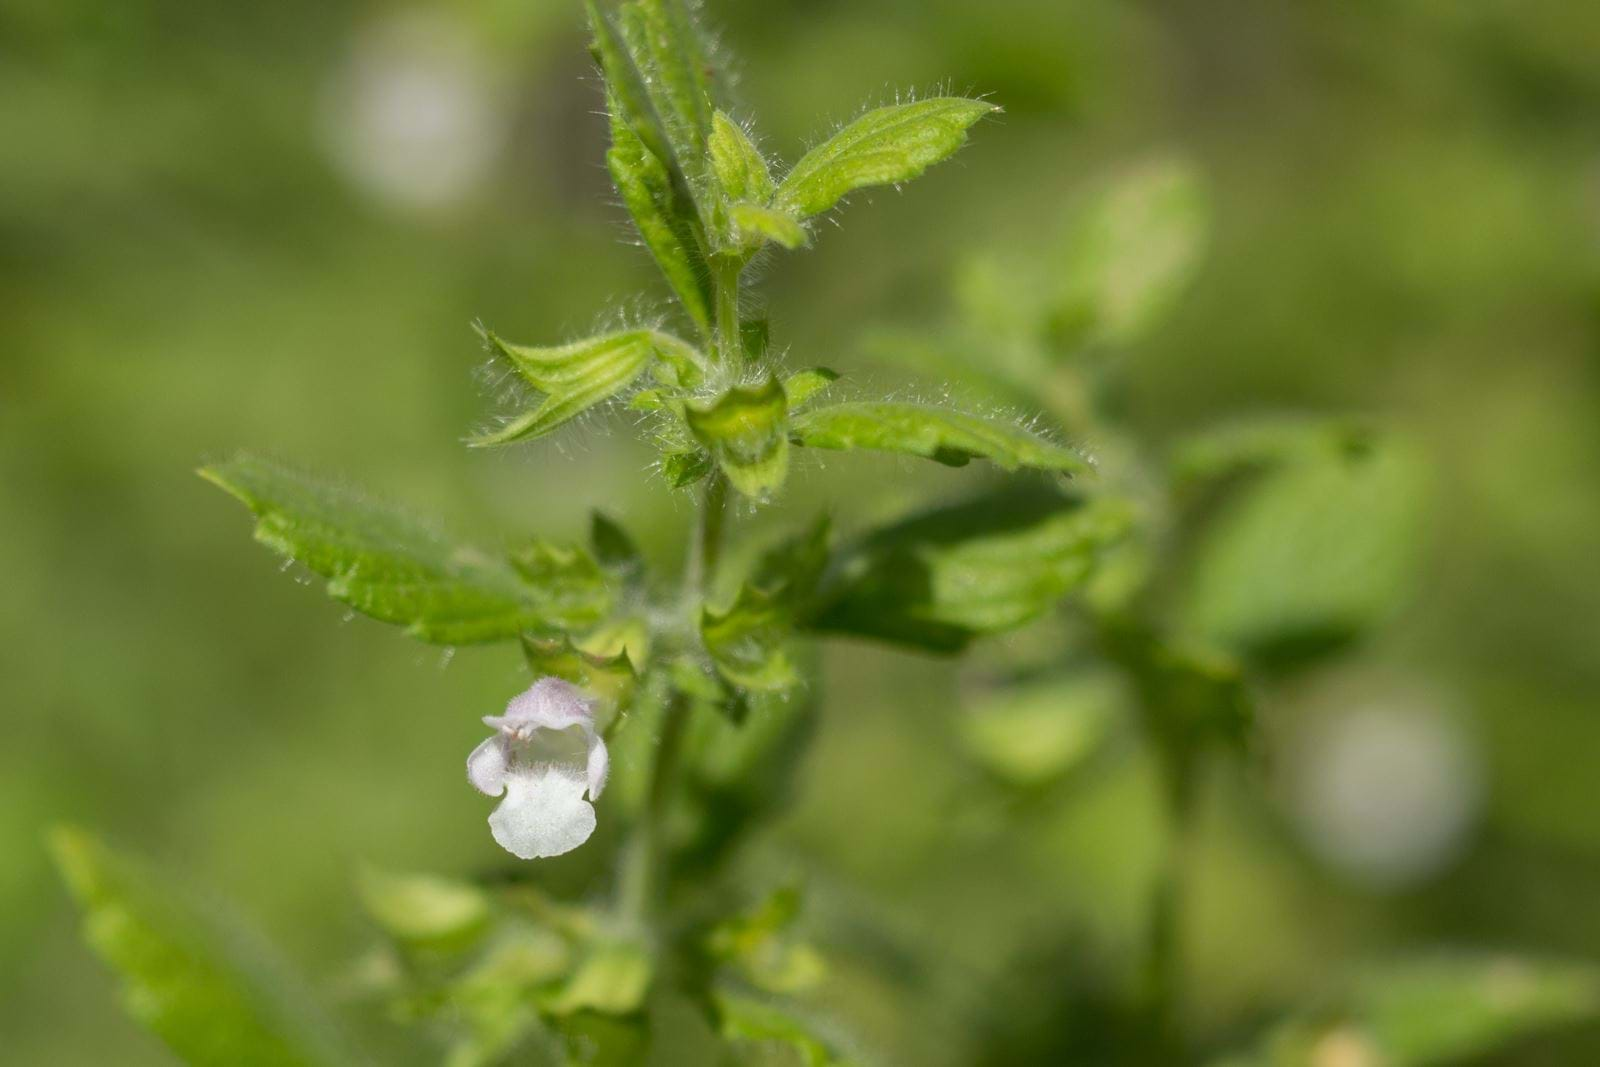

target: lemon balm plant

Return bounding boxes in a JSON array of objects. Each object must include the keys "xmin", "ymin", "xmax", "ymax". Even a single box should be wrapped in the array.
[{"xmin": 49, "ymin": 2, "xmax": 1132, "ymax": 1064}]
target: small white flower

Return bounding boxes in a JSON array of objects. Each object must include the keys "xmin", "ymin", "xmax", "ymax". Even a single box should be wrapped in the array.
[{"xmin": 467, "ymin": 678, "xmax": 609, "ymax": 860}]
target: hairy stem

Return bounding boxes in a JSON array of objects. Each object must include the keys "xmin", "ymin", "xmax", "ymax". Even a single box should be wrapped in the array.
[
  {"xmin": 622, "ymin": 474, "xmax": 728, "ymax": 924},
  {"xmin": 713, "ymin": 258, "xmax": 742, "ymax": 369}
]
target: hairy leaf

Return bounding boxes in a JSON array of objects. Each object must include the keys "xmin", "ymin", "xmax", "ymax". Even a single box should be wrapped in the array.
[
  {"xmin": 202, "ymin": 456, "xmax": 610, "ymax": 643},
  {"xmin": 782, "ymin": 367, "xmax": 840, "ymax": 409},
  {"xmin": 710, "ymin": 111, "xmax": 774, "ymax": 205},
  {"xmin": 791, "ymin": 401, "xmax": 1089, "ymax": 474},
  {"xmin": 605, "ymin": 95, "xmax": 713, "ymax": 332},
  {"xmin": 472, "ymin": 328, "xmax": 674, "ymax": 446},
  {"xmin": 731, "ymin": 201, "xmax": 808, "ymax": 250},
  {"xmin": 686, "ymin": 377, "xmax": 790, "ymax": 500},
  {"xmin": 813, "ymin": 489, "xmax": 1130, "ymax": 652},
  {"xmin": 1055, "ymin": 159, "xmax": 1209, "ymax": 347},
  {"xmin": 50, "ymin": 827, "xmax": 350, "ymax": 1067},
  {"xmin": 618, "ymin": 0, "xmax": 715, "ymax": 177},
  {"xmin": 1217, "ymin": 955, "xmax": 1600, "ymax": 1067},
  {"xmin": 775, "ymin": 97, "xmax": 998, "ymax": 219}
]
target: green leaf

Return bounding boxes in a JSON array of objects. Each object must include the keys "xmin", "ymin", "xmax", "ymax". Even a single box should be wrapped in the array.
[
  {"xmin": 782, "ymin": 367, "xmax": 840, "ymax": 410},
  {"xmin": 1100, "ymin": 622, "xmax": 1254, "ymax": 758},
  {"xmin": 730, "ymin": 201, "xmax": 808, "ymax": 250},
  {"xmin": 959, "ymin": 672, "xmax": 1126, "ymax": 787},
  {"xmin": 201, "ymin": 455, "xmax": 610, "ymax": 643},
  {"xmin": 812, "ymin": 488, "xmax": 1130, "ymax": 653},
  {"xmin": 589, "ymin": 511, "xmax": 643, "ymax": 576},
  {"xmin": 49, "ymin": 826, "xmax": 350, "ymax": 1067},
  {"xmin": 1171, "ymin": 414, "xmax": 1374, "ymax": 487},
  {"xmin": 791, "ymin": 401, "xmax": 1089, "ymax": 475},
  {"xmin": 357, "ymin": 867, "xmax": 491, "ymax": 954},
  {"xmin": 544, "ymin": 937, "xmax": 653, "ymax": 1017},
  {"xmin": 1218, "ymin": 955, "xmax": 1600, "ymax": 1067},
  {"xmin": 707, "ymin": 887, "xmax": 827, "ymax": 996},
  {"xmin": 472, "ymin": 328, "xmax": 671, "ymax": 446},
  {"xmin": 714, "ymin": 991, "xmax": 854, "ymax": 1067},
  {"xmin": 686, "ymin": 377, "xmax": 790, "ymax": 501},
  {"xmin": 701, "ymin": 519, "xmax": 829, "ymax": 693},
  {"xmin": 1183, "ymin": 441, "xmax": 1426, "ymax": 668},
  {"xmin": 618, "ymin": 0, "xmax": 715, "ymax": 177},
  {"xmin": 709, "ymin": 111, "xmax": 774, "ymax": 205},
  {"xmin": 774, "ymin": 97, "xmax": 999, "ymax": 219},
  {"xmin": 605, "ymin": 97, "xmax": 714, "ymax": 333},
  {"xmin": 1054, "ymin": 158, "xmax": 1209, "ymax": 347},
  {"xmin": 660, "ymin": 449, "xmax": 713, "ymax": 488}
]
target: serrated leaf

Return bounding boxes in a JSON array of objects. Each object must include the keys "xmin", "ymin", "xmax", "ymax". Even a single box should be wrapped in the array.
[
  {"xmin": 50, "ymin": 826, "xmax": 350, "ymax": 1067},
  {"xmin": 605, "ymin": 100, "xmax": 714, "ymax": 333},
  {"xmin": 686, "ymin": 377, "xmax": 790, "ymax": 501},
  {"xmin": 774, "ymin": 97, "xmax": 998, "ymax": 219},
  {"xmin": 960, "ymin": 672, "xmax": 1126, "ymax": 787},
  {"xmin": 791, "ymin": 401, "xmax": 1089, "ymax": 475},
  {"xmin": 1217, "ymin": 955, "xmax": 1600, "ymax": 1067},
  {"xmin": 1055, "ymin": 159, "xmax": 1209, "ymax": 347},
  {"xmin": 1183, "ymin": 441, "xmax": 1426, "ymax": 668},
  {"xmin": 812, "ymin": 488, "xmax": 1130, "ymax": 653},
  {"xmin": 201, "ymin": 456, "xmax": 609, "ymax": 643},
  {"xmin": 473, "ymin": 328, "xmax": 672, "ymax": 446},
  {"xmin": 731, "ymin": 201, "xmax": 808, "ymax": 250},
  {"xmin": 714, "ymin": 991, "xmax": 854, "ymax": 1067},
  {"xmin": 710, "ymin": 111, "xmax": 774, "ymax": 205},
  {"xmin": 782, "ymin": 367, "xmax": 840, "ymax": 409},
  {"xmin": 357, "ymin": 868, "xmax": 490, "ymax": 953}
]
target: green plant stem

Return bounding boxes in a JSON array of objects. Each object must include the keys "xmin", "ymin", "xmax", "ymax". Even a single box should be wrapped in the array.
[
  {"xmin": 713, "ymin": 258, "xmax": 742, "ymax": 368},
  {"xmin": 621, "ymin": 474, "xmax": 728, "ymax": 925},
  {"xmin": 1141, "ymin": 742, "xmax": 1198, "ymax": 1059}
]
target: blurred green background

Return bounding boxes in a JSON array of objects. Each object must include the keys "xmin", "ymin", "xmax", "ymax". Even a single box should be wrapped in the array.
[{"xmin": 4, "ymin": 0, "xmax": 1599, "ymax": 1062}]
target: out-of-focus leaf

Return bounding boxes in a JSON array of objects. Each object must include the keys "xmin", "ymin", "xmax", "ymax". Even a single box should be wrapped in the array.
[
  {"xmin": 812, "ymin": 489, "xmax": 1131, "ymax": 653},
  {"xmin": 1183, "ymin": 441, "xmax": 1426, "ymax": 668},
  {"xmin": 707, "ymin": 887, "xmax": 827, "ymax": 996},
  {"xmin": 605, "ymin": 99, "xmax": 713, "ymax": 333},
  {"xmin": 774, "ymin": 97, "xmax": 999, "ymax": 219},
  {"xmin": 1054, "ymin": 159, "xmax": 1209, "ymax": 347},
  {"xmin": 544, "ymin": 937, "xmax": 653, "ymax": 1017},
  {"xmin": 202, "ymin": 456, "xmax": 609, "ymax": 643},
  {"xmin": 960, "ymin": 672, "xmax": 1126, "ymax": 787},
  {"xmin": 472, "ymin": 328, "xmax": 674, "ymax": 446},
  {"xmin": 792, "ymin": 401, "xmax": 1090, "ymax": 474},
  {"xmin": 589, "ymin": 512, "xmax": 643, "ymax": 577},
  {"xmin": 1101, "ymin": 623, "xmax": 1254, "ymax": 758},
  {"xmin": 49, "ymin": 826, "xmax": 350, "ymax": 1067},
  {"xmin": 552, "ymin": 1011, "xmax": 649, "ymax": 1067},
  {"xmin": 1217, "ymin": 955, "xmax": 1600, "ymax": 1067},
  {"xmin": 714, "ymin": 991, "xmax": 853, "ymax": 1067},
  {"xmin": 686, "ymin": 377, "xmax": 790, "ymax": 500},
  {"xmin": 521, "ymin": 633, "xmax": 636, "ymax": 709},
  {"xmin": 1171, "ymin": 414, "xmax": 1375, "ymax": 487},
  {"xmin": 782, "ymin": 368, "xmax": 840, "ymax": 409},
  {"xmin": 444, "ymin": 925, "xmax": 572, "ymax": 1067},
  {"xmin": 731, "ymin": 201, "xmax": 808, "ymax": 250},
  {"xmin": 357, "ymin": 868, "xmax": 490, "ymax": 954},
  {"xmin": 710, "ymin": 111, "xmax": 774, "ymax": 205}
]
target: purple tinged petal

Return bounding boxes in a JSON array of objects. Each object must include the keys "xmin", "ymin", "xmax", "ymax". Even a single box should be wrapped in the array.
[{"xmin": 466, "ymin": 735, "xmax": 509, "ymax": 796}]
